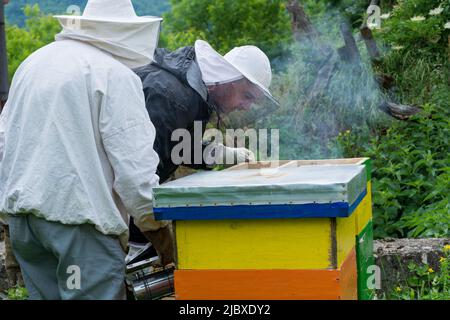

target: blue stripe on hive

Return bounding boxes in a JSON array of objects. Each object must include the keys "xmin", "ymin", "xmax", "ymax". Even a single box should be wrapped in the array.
[{"xmin": 154, "ymin": 188, "xmax": 367, "ymax": 221}]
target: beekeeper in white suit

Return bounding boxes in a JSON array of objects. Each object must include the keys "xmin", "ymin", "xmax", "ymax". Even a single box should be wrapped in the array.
[{"xmin": 0, "ymin": 0, "xmax": 169, "ymax": 300}]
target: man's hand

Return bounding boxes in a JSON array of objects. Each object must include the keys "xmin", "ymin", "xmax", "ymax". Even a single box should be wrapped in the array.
[
  {"xmin": 214, "ymin": 143, "xmax": 255, "ymax": 165},
  {"xmin": 231, "ymin": 147, "xmax": 256, "ymax": 163},
  {"xmin": 143, "ymin": 225, "xmax": 175, "ymax": 267}
]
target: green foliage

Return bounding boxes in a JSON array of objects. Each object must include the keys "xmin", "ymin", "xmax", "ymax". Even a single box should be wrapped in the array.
[
  {"xmin": 302, "ymin": 0, "xmax": 368, "ymax": 28},
  {"xmin": 161, "ymin": 0, "xmax": 292, "ymax": 59},
  {"xmin": 6, "ymin": 4, "xmax": 61, "ymax": 81},
  {"xmin": 334, "ymin": 0, "xmax": 450, "ymax": 239},
  {"xmin": 5, "ymin": 0, "xmax": 170, "ymax": 26},
  {"xmin": 377, "ymin": 50, "xmax": 450, "ymax": 107},
  {"xmin": 5, "ymin": 0, "xmax": 86, "ymax": 26},
  {"xmin": 375, "ymin": 0, "xmax": 450, "ymax": 55},
  {"xmin": 389, "ymin": 246, "xmax": 450, "ymax": 300},
  {"xmin": 338, "ymin": 102, "xmax": 449, "ymax": 239},
  {"xmin": 401, "ymin": 199, "xmax": 450, "ymax": 238},
  {"xmin": 6, "ymin": 286, "xmax": 29, "ymax": 300},
  {"xmin": 300, "ymin": 0, "xmax": 398, "ymax": 29}
]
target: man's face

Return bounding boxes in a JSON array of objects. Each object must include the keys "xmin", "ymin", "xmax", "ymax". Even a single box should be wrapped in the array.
[{"xmin": 210, "ymin": 79, "xmax": 264, "ymax": 114}]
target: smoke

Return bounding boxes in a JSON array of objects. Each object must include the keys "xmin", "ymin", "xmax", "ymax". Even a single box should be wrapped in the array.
[{"xmin": 226, "ymin": 5, "xmax": 390, "ymax": 161}]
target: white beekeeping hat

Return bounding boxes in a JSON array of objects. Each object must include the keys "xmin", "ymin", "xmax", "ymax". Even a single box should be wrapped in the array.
[{"xmin": 54, "ymin": 0, "xmax": 162, "ymax": 68}]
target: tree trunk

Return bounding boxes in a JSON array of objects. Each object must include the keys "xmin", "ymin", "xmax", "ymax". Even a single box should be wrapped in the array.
[
  {"xmin": 338, "ymin": 22, "xmax": 361, "ymax": 64},
  {"xmin": 285, "ymin": 0, "xmax": 319, "ymax": 42},
  {"xmin": 379, "ymin": 101, "xmax": 422, "ymax": 120},
  {"xmin": 360, "ymin": 26, "xmax": 381, "ymax": 61},
  {"xmin": 0, "ymin": 1, "xmax": 8, "ymax": 109},
  {"xmin": 305, "ymin": 52, "xmax": 337, "ymax": 106}
]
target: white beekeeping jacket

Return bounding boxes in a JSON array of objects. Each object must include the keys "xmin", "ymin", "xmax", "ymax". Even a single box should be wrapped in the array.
[
  {"xmin": 0, "ymin": 39, "xmax": 164, "ymax": 245},
  {"xmin": 0, "ymin": 112, "xmax": 5, "ymax": 162}
]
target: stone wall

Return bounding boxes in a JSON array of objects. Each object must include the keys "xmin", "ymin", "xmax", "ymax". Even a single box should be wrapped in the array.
[{"xmin": 374, "ymin": 238, "xmax": 449, "ymax": 297}]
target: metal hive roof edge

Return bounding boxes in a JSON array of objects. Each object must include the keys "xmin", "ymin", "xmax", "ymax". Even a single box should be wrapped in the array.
[{"xmin": 153, "ymin": 164, "xmax": 367, "ymax": 220}]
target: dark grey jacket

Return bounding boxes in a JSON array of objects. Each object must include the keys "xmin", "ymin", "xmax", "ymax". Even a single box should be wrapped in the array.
[
  {"xmin": 134, "ymin": 46, "xmax": 214, "ymax": 183},
  {"xmin": 130, "ymin": 47, "xmax": 215, "ymax": 244}
]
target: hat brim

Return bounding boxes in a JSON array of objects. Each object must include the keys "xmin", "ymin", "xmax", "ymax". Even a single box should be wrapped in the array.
[
  {"xmin": 238, "ymin": 69, "xmax": 280, "ymax": 108},
  {"xmin": 53, "ymin": 15, "xmax": 163, "ymax": 24},
  {"xmin": 217, "ymin": 48, "xmax": 280, "ymax": 108},
  {"xmin": 196, "ymin": 40, "xmax": 279, "ymax": 108}
]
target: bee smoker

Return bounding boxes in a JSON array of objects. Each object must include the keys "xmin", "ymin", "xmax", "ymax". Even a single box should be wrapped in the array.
[{"xmin": 125, "ymin": 243, "xmax": 175, "ymax": 300}]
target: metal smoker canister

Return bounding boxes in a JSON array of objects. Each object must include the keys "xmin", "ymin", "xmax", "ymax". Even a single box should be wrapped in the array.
[
  {"xmin": 130, "ymin": 267, "xmax": 175, "ymax": 300},
  {"xmin": 126, "ymin": 249, "xmax": 175, "ymax": 300}
]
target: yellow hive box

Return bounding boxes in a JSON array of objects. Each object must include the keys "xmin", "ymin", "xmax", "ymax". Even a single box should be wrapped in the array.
[
  {"xmin": 175, "ymin": 216, "xmax": 355, "ymax": 270},
  {"xmin": 167, "ymin": 159, "xmax": 370, "ymax": 271}
]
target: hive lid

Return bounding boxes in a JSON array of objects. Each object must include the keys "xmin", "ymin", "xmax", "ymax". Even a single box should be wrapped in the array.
[{"xmin": 153, "ymin": 164, "xmax": 367, "ymax": 220}]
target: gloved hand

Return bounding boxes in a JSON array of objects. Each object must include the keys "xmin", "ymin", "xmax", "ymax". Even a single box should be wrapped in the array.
[
  {"xmin": 142, "ymin": 224, "xmax": 175, "ymax": 267},
  {"xmin": 214, "ymin": 143, "xmax": 255, "ymax": 165}
]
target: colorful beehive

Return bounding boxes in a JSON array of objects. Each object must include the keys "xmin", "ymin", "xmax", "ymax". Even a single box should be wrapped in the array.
[{"xmin": 153, "ymin": 158, "xmax": 374, "ymax": 300}]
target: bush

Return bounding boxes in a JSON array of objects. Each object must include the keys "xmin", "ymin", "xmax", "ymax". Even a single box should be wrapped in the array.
[
  {"xmin": 6, "ymin": 286, "xmax": 28, "ymax": 300},
  {"xmin": 335, "ymin": 0, "xmax": 450, "ymax": 239},
  {"xmin": 6, "ymin": 4, "xmax": 61, "ymax": 81},
  {"xmin": 161, "ymin": 0, "xmax": 292, "ymax": 59},
  {"xmin": 375, "ymin": 0, "xmax": 450, "ymax": 55},
  {"xmin": 338, "ymin": 101, "xmax": 449, "ymax": 239}
]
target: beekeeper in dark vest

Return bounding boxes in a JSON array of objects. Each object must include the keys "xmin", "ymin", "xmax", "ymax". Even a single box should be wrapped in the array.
[{"xmin": 130, "ymin": 40, "xmax": 278, "ymax": 246}]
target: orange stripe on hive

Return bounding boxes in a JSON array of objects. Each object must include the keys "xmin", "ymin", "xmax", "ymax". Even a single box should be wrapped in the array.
[
  {"xmin": 174, "ymin": 248, "xmax": 357, "ymax": 300},
  {"xmin": 175, "ymin": 269, "xmax": 340, "ymax": 300},
  {"xmin": 339, "ymin": 247, "xmax": 358, "ymax": 300}
]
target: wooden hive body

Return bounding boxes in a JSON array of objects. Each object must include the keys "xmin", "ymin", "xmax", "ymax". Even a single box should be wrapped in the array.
[{"xmin": 153, "ymin": 158, "xmax": 374, "ymax": 300}]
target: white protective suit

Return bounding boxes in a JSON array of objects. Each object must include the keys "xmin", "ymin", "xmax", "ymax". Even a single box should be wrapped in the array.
[{"xmin": 0, "ymin": 39, "xmax": 166, "ymax": 246}]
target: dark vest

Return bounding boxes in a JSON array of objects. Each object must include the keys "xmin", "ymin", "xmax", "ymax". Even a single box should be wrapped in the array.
[{"xmin": 134, "ymin": 47, "xmax": 214, "ymax": 183}]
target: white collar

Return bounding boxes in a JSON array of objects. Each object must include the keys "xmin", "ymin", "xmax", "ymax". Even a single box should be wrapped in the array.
[{"xmin": 55, "ymin": 19, "xmax": 161, "ymax": 69}]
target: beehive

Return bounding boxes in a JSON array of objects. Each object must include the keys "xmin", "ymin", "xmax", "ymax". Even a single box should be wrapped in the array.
[{"xmin": 153, "ymin": 158, "xmax": 374, "ymax": 300}]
